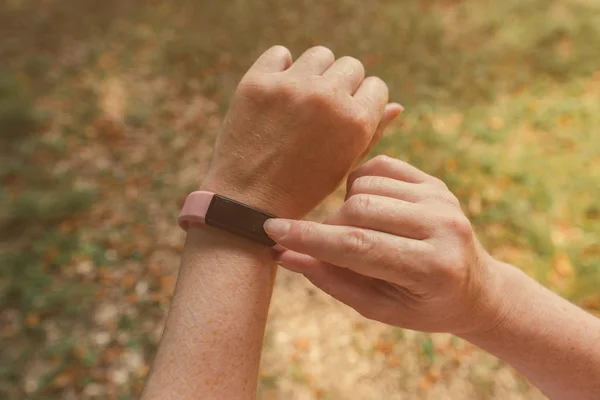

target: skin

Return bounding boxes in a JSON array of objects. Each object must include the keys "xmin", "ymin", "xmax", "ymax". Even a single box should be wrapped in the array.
[
  {"xmin": 265, "ymin": 155, "xmax": 600, "ymax": 400},
  {"xmin": 141, "ymin": 45, "xmax": 402, "ymax": 400}
]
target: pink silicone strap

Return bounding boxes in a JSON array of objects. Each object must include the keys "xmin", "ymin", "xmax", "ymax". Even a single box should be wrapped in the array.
[
  {"xmin": 178, "ymin": 190, "xmax": 285, "ymax": 252},
  {"xmin": 178, "ymin": 191, "xmax": 214, "ymax": 231}
]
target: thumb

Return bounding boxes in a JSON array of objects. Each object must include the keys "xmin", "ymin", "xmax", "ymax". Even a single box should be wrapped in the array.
[{"xmin": 359, "ymin": 102, "xmax": 404, "ymax": 162}]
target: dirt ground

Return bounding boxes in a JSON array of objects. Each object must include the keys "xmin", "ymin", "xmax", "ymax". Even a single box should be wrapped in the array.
[{"xmin": 3, "ymin": 1, "xmax": 600, "ymax": 399}]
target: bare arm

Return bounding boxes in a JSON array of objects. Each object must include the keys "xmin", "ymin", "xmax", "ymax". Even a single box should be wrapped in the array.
[
  {"xmin": 460, "ymin": 260, "xmax": 600, "ymax": 399},
  {"xmin": 141, "ymin": 45, "xmax": 401, "ymax": 400},
  {"xmin": 266, "ymin": 155, "xmax": 600, "ymax": 400},
  {"xmin": 141, "ymin": 227, "xmax": 276, "ymax": 399}
]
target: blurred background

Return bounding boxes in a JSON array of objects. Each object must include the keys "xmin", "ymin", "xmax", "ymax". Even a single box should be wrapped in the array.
[{"xmin": 1, "ymin": 0, "xmax": 599, "ymax": 399}]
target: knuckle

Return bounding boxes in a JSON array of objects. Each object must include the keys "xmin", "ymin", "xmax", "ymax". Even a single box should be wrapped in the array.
[
  {"xmin": 305, "ymin": 89, "xmax": 329, "ymax": 106},
  {"xmin": 363, "ymin": 154, "xmax": 399, "ymax": 174},
  {"xmin": 339, "ymin": 228, "xmax": 373, "ymax": 254},
  {"xmin": 341, "ymin": 56, "xmax": 365, "ymax": 71},
  {"xmin": 357, "ymin": 76, "xmax": 389, "ymax": 107},
  {"xmin": 442, "ymin": 214, "xmax": 473, "ymax": 240},
  {"xmin": 350, "ymin": 176, "xmax": 376, "ymax": 196},
  {"xmin": 343, "ymin": 193, "xmax": 372, "ymax": 218},
  {"xmin": 370, "ymin": 154, "xmax": 394, "ymax": 170},
  {"xmin": 237, "ymin": 75, "xmax": 275, "ymax": 98},
  {"xmin": 367, "ymin": 76, "xmax": 388, "ymax": 93},
  {"xmin": 269, "ymin": 44, "xmax": 290, "ymax": 55},
  {"xmin": 307, "ymin": 45, "xmax": 335, "ymax": 61},
  {"xmin": 293, "ymin": 221, "xmax": 315, "ymax": 242},
  {"xmin": 431, "ymin": 176, "xmax": 449, "ymax": 189}
]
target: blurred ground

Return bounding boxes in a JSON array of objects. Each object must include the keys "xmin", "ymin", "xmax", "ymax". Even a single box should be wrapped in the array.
[{"xmin": 1, "ymin": 0, "xmax": 600, "ymax": 399}]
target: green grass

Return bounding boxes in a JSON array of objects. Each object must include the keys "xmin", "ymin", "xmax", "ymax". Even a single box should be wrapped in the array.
[{"xmin": 1, "ymin": 0, "xmax": 599, "ymax": 398}]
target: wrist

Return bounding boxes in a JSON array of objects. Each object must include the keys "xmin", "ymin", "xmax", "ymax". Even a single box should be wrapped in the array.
[
  {"xmin": 459, "ymin": 256, "xmax": 526, "ymax": 341},
  {"xmin": 200, "ymin": 177, "xmax": 299, "ymax": 219},
  {"xmin": 183, "ymin": 224, "xmax": 276, "ymax": 270}
]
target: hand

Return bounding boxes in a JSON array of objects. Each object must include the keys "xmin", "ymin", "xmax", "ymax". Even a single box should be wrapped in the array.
[
  {"xmin": 263, "ymin": 155, "xmax": 502, "ymax": 335},
  {"xmin": 202, "ymin": 46, "xmax": 403, "ymax": 219}
]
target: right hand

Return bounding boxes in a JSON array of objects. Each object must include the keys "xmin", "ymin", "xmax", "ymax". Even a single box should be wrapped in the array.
[
  {"xmin": 201, "ymin": 46, "xmax": 403, "ymax": 219},
  {"xmin": 265, "ymin": 156, "xmax": 504, "ymax": 335}
]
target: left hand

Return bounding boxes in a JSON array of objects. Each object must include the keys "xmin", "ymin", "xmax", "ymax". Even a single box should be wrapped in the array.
[
  {"xmin": 263, "ymin": 155, "xmax": 502, "ymax": 335},
  {"xmin": 201, "ymin": 46, "xmax": 403, "ymax": 219}
]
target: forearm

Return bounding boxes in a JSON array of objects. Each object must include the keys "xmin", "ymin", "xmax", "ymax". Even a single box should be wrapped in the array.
[
  {"xmin": 142, "ymin": 226, "xmax": 276, "ymax": 400},
  {"xmin": 462, "ymin": 260, "xmax": 600, "ymax": 399}
]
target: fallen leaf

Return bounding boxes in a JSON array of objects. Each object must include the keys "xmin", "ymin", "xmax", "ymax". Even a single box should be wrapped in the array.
[
  {"xmin": 387, "ymin": 355, "xmax": 402, "ymax": 368},
  {"xmin": 293, "ymin": 337, "xmax": 311, "ymax": 351},
  {"xmin": 44, "ymin": 247, "xmax": 59, "ymax": 264},
  {"xmin": 553, "ymin": 251, "xmax": 574, "ymax": 278},
  {"xmin": 25, "ymin": 313, "xmax": 40, "ymax": 328},
  {"xmin": 418, "ymin": 377, "xmax": 432, "ymax": 392},
  {"xmin": 581, "ymin": 295, "xmax": 600, "ymax": 310},
  {"xmin": 121, "ymin": 273, "xmax": 138, "ymax": 290},
  {"xmin": 160, "ymin": 275, "xmax": 175, "ymax": 294},
  {"xmin": 137, "ymin": 364, "xmax": 150, "ymax": 378},
  {"xmin": 375, "ymin": 339, "xmax": 394, "ymax": 355},
  {"xmin": 488, "ymin": 116, "xmax": 505, "ymax": 130},
  {"xmin": 126, "ymin": 294, "xmax": 138, "ymax": 304},
  {"xmin": 53, "ymin": 371, "xmax": 75, "ymax": 388},
  {"xmin": 445, "ymin": 159, "xmax": 458, "ymax": 172}
]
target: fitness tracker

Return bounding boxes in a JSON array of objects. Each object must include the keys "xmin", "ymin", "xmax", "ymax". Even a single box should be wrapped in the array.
[{"xmin": 178, "ymin": 191, "xmax": 278, "ymax": 248}]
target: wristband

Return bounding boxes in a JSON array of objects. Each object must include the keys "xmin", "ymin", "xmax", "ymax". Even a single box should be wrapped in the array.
[{"xmin": 178, "ymin": 191, "xmax": 279, "ymax": 248}]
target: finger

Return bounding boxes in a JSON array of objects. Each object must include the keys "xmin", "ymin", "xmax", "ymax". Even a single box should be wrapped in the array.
[
  {"xmin": 264, "ymin": 219, "xmax": 432, "ymax": 284},
  {"xmin": 358, "ymin": 102, "xmax": 404, "ymax": 161},
  {"xmin": 277, "ymin": 250, "xmax": 316, "ymax": 274},
  {"xmin": 347, "ymin": 155, "xmax": 441, "ymax": 195},
  {"xmin": 279, "ymin": 250, "xmax": 386, "ymax": 314},
  {"xmin": 322, "ymin": 56, "xmax": 365, "ymax": 94},
  {"xmin": 353, "ymin": 76, "xmax": 389, "ymax": 124},
  {"xmin": 346, "ymin": 176, "xmax": 425, "ymax": 202},
  {"xmin": 247, "ymin": 45, "xmax": 293, "ymax": 74},
  {"xmin": 287, "ymin": 46, "xmax": 335, "ymax": 75},
  {"xmin": 325, "ymin": 194, "xmax": 432, "ymax": 240}
]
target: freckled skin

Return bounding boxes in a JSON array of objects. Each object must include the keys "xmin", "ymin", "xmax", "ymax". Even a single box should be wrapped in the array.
[{"xmin": 143, "ymin": 226, "xmax": 277, "ymax": 399}]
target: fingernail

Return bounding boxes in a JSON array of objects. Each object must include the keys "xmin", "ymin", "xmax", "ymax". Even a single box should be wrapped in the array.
[
  {"xmin": 264, "ymin": 219, "xmax": 291, "ymax": 240},
  {"xmin": 392, "ymin": 102, "xmax": 405, "ymax": 112}
]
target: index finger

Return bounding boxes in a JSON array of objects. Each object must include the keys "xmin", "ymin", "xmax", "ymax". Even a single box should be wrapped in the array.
[
  {"xmin": 264, "ymin": 219, "xmax": 432, "ymax": 285},
  {"xmin": 247, "ymin": 45, "xmax": 293, "ymax": 74}
]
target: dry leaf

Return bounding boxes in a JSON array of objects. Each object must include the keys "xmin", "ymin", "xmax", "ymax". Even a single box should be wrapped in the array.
[
  {"xmin": 53, "ymin": 370, "xmax": 75, "ymax": 388},
  {"xmin": 293, "ymin": 338, "xmax": 311, "ymax": 351},
  {"xmin": 375, "ymin": 339, "xmax": 394, "ymax": 355},
  {"xmin": 488, "ymin": 116, "xmax": 505, "ymax": 130},
  {"xmin": 387, "ymin": 355, "xmax": 402, "ymax": 368},
  {"xmin": 160, "ymin": 275, "xmax": 175, "ymax": 294},
  {"xmin": 418, "ymin": 377, "xmax": 432, "ymax": 392},
  {"xmin": 121, "ymin": 273, "xmax": 137, "ymax": 290},
  {"xmin": 445, "ymin": 159, "xmax": 458, "ymax": 172},
  {"xmin": 553, "ymin": 251, "xmax": 574, "ymax": 278},
  {"xmin": 25, "ymin": 313, "xmax": 40, "ymax": 328}
]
